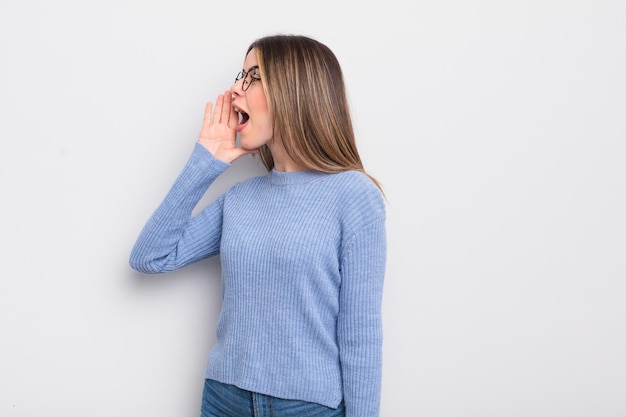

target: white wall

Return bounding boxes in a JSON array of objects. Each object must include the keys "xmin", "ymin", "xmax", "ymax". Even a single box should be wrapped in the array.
[{"xmin": 1, "ymin": 0, "xmax": 625, "ymax": 416}]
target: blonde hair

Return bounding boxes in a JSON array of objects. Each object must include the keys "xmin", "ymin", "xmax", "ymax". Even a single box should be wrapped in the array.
[{"xmin": 247, "ymin": 35, "xmax": 382, "ymax": 192}]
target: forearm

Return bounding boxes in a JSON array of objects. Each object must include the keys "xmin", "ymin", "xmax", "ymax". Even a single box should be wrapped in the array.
[{"xmin": 129, "ymin": 143, "xmax": 229, "ymax": 273}]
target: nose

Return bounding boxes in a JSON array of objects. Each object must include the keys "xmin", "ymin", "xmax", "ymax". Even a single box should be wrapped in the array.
[{"xmin": 230, "ymin": 76, "xmax": 244, "ymax": 96}]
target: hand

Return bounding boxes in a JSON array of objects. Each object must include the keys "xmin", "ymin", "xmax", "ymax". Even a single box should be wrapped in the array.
[{"xmin": 197, "ymin": 90, "xmax": 257, "ymax": 163}]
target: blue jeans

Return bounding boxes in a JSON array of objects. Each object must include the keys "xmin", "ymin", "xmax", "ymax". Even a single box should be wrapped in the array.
[{"xmin": 201, "ymin": 379, "xmax": 345, "ymax": 417}]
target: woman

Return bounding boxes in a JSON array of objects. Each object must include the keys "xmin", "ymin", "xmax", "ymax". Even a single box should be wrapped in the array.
[{"xmin": 129, "ymin": 34, "xmax": 386, "ymax": 417}]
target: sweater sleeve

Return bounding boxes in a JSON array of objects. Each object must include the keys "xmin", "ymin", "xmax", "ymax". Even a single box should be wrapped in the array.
[
  {"xmin": 129, "ymin": 143, "xmax": 230, "ymax": 274},
  {"xmin": 337, "ymin": 216, "xmax": 387, "ymax": 417}
]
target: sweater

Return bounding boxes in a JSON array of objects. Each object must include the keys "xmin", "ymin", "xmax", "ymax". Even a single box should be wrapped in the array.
[{"xmin": 129, "ymin": 143, "xmax": 386, "ymax": 417}]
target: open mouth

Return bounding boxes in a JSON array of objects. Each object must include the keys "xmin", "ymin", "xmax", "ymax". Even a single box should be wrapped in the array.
[
  {"xmin": 234, "ymin": 107, "xmax": 249, "ymax": 131},
  {"xmin": 238, "ymin": 111, "xmax": 249, "ymax": 125},
  {"xmin": 233, "ymin": 107, "xmax": 250, "ymax": 125}
]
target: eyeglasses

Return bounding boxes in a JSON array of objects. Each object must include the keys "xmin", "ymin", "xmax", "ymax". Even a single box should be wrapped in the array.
[{"xmin": 235, "ymin": 66, "xmax": 261, "ymax": 92}]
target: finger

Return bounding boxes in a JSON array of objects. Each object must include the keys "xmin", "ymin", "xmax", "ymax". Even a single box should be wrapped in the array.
[
  {"xmin": 213, "ymin": 94, "xmax": 224, "ymax": 124},
  {"xmin": 225, "ymin": 94, "xmax": 236, "ymax": 127},
  {"xmin": 205, "ymin": 101, "xmax": 213, "ymax": 121},
  {"xmin": 221, "ymin": 90, "xmax": 232, "ymax": 125},
  {"xmin": 201, "ymin": 101, "xmax": 213, "ymax": 135}
]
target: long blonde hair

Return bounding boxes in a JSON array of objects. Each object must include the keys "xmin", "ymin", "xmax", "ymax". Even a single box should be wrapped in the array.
[{"xmin": 248, "ymin": 35, "xmax": 382, "ymax": 192}]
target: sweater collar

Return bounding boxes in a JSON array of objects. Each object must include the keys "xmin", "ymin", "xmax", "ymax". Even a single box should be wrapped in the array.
[{"xmin": 269, "ymin": 169, "xmax": 328, "ymax": 186}]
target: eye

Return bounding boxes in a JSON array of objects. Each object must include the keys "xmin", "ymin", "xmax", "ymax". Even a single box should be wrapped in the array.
[{"xmin": 248, "ymin": 66, "xmax": 260, "ymax": 79}]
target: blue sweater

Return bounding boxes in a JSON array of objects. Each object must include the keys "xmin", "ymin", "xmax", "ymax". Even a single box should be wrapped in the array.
[{"xmin": 129, "ymin": 143, "xmax": 386, "ymax": 416}]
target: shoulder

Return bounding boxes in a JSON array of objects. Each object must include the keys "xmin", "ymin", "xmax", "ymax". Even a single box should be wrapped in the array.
[
  {"xmin": 328, "ymin": 171, "xmax": 385, "ymax": 237},
  {"xmin": 333, "ymin": 170, "xmax": 384, "ymax": 209},
  {"xmin": 335, "ymin": 170, "xmax": 381, "ymax": 192}
]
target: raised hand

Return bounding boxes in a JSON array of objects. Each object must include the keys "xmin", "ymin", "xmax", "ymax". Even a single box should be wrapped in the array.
[{"xmin": 198, "ymin": 90, "xmax": 257, "ymax": 163}]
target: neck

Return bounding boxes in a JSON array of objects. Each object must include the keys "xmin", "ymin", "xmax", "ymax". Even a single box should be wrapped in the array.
[
  {"xmin": 273, "ymin": 159, "xmax": 304, "ymax": 172},
  {"xmin": 269, "ymin": 138, "xmax": 305, "ymax": 172}
]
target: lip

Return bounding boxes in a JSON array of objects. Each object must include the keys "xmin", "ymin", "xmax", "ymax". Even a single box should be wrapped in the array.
[{"xmin": 236, "ymin": 120, "xmax": 248, "ymax": 133}]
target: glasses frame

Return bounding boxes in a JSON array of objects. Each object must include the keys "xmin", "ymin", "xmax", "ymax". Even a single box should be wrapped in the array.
[{"xmin": 235, "ymin": 65, "xmax": 261, "ymax": 92}]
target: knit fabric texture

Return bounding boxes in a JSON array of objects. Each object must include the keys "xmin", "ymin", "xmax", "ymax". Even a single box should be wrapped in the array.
[{"xmin": 129, "ymin": 143, "xmax": 386, "ymax": 417}]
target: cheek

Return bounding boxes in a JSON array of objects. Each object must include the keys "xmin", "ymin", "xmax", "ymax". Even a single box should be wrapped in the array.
[
  {"xmin": 248, "ymin": 87, "xmax": 270, "ymax": 116},
  {"xmin": 251, "ymin": 101, "xmax": 272, "ymax": 131}
]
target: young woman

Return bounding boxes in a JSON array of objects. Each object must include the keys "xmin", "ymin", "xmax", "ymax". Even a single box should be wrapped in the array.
[{"xmin": 129, "ymin": 34, "xmax": 386, "ymax": 417}]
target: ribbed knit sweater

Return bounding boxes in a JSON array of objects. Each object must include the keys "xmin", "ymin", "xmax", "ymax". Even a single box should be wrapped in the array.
[{"xmin": 129, "ymin": 143, "xmax": 386, "ymax": 417}]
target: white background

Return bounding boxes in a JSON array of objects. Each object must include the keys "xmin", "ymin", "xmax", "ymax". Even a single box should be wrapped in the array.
[{"xmin": 1, "ymin": 0, "xmax": 625, "ymax": 416}]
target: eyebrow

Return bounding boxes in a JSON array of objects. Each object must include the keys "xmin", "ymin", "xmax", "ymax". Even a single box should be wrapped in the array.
[{"xmin": 244, "ymin": 65, "xmax": 260, "ymax": 73}]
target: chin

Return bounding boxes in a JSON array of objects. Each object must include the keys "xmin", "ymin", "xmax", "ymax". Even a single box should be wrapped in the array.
[
  {"xmin": 240, "ymin": 141, "xmax": 260, "ymax": 151},
  {"xmin": 240, "ymin": 138, "xmax": 267, "ymax": 151},
  {"xmin": 240, "ymin": 132, "xmax": 271, "ymax": 150},
  {"xmin": 239, "ymin": 137, "xmax": 254, "ymax": 149}
]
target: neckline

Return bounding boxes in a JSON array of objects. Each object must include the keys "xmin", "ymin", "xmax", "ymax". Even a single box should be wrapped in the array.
[{"xmin": 269, "ymin": 169, "xmax": 329, "ymax": 186}]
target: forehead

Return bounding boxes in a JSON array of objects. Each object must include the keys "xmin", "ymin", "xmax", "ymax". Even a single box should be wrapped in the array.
[{"xmin": 243, "ymin": 48, "xmax": 258, "ymax": 69}]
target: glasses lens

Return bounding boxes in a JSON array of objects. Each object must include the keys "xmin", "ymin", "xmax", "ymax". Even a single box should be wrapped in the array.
[
  {"xmin": 236, "ymin": 69, "xmax": 258, "ymax": 91},
  {"xmin": 242, "ymin": 72, "xmax": 250, "ymax": 91}
]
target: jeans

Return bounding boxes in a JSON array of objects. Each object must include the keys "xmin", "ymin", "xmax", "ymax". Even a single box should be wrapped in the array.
[{"xmin": 201, "ymin": 379, "xmax": 345, "ymax": 417}]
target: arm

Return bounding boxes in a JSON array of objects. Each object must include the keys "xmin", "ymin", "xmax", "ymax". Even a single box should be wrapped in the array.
[
  {"xmin": 337, "ymin": 218, "xmax": 387, "ymax": 417},
  {"xmin": 128, "ymin": 144, "xmax": 229, "ymax": 273},
  {"xmin": 130, "ymin": 91, "xmax": 256, "ymax": 273}
]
